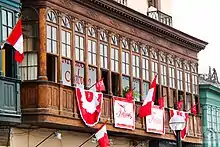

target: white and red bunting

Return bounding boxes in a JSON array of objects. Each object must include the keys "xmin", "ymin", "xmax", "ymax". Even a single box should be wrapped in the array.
[
  {"xmin": 75, "ymin": 87, "xmax": 103, "ymax": 127},
  {"xmin": 113, "ymin": 97, "xmax": 135, "ymax": 130},
  {"xmin": 169, "ymin": 109, "xmax": 189, "ymax": 140},
  {"xmin": 146, "ymin": 105, "xmax": 165, "ymax": 134}
]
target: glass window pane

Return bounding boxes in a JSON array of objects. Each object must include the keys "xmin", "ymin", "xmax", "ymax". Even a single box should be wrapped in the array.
[
  {"xmin": 2, "ymin": 10, "xmax": 7, "ymax": 25},
  {"xmin": 111, "ymin": 48, "xmax": 114, "ymax": 58},
  {"xmin": 122, "ymin": 76, "xmax": 130, "ymax": 90},
  {"xmin": 100, "ymin": 57, "xmax": 104, "ymax": 68},
  {"xmin": 80, "ymin": 50, "xmax": 84, "ymax": 61},
  {"xmin": 104, "ymin": 46, "xmax": 108, "ymax": 56},
  {"xmin": 92, "ymin": 41, "xmax": 96, "ymax": 53},
  {"xmin": 47, "ymin": 39, "xmax": 51, "ymax": 52},
  {"xmin": 104, "ymin": 58, "xmax": 108, "ymax": 68},
  {"xmin": 75, "ymin": 35, "xmax": 79, "ymax": 47},
  {"xmin": 88, "ymin": 40, "xmax": 91, "ymax": 51},
  {"xmin": 52, "ymin": 27, "xmax": 57, "ymax": 40},
  {"xmin": 93, "ymin": 54, "xmax": 96, "ymax": 65},
  {"xmin": 88, "ymin": 52, "xmax": 91, "ymax": 64},
  {"xmin": 67, "ymin": 32, "xmax": 70, "ymax": 44},
  {"xmin": 111, "ymin": 60, "xmax": 114, "ymax": 71},
  {"xmin": 67, "ymin": 46, "xmax": 71, "ymax": 58},
  {"xmin": 100, "ymin": 45, "xmax": 103, "ymax": 55},
  {"xmin": 62, "ymin": 30, "xmax": 65, "ymax": 43},
  {"xmin": 115, "ymin": 49, "xmax": 118, "ymax": 59},
  {"xmin": 52, "ymin": 41, "xmax": 57, "ymax": 53},
  {"xmin": 122, "ymin": 52, "xmax": 125, "ymax": 62},
  {"xmin": 8, "ymin": 12, "xmax": 13, "ymax": 27},
  {"xmin": 62, "ymin": 44, "xmax": 66, "ymax": 56},
  {"xmin": 2, "ymin": 26, "xmax": 7, "ymax": 40},
  {"xmin": 75, "ymin": 48, "xmax": 79, "ymax": 61},
  {"xmin": 47, "ymin": 25, "xmax": 51, "ymax": 38},
  {"xmin": 80, "ymin": 37, "xmax": 84, "ymax": 49}
]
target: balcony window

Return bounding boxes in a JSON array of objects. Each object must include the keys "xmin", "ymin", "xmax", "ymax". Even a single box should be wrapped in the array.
[
  {"xmin": 147, "ymin": 10, "xmax": 172, "ymax": 26},
  {"xmin": 122, "ymin": 38, "xmax": 129, "ymax": 75}
]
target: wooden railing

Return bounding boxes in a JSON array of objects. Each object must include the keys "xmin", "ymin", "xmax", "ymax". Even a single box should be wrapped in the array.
[{"xmin": 20, "ymin": 81, "xmax": 202, "ymax": 143}]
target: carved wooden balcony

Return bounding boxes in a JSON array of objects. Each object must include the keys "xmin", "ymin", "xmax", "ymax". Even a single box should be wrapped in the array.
[
  {"xmin": 147, "ymin": 10, "xmax": 172, "ymax": 26},
  {"xmin": 21, "ymin": 81, "xmax": 202, "ymax": 143},
  {"xmin": 0, "ymin": 76, "xmax": 21, "ymax": 123}
]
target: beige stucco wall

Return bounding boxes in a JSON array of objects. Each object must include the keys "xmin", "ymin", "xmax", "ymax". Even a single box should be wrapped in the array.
[
  {"xmin": 127, "ymin": 0, "xmax": 148, "ymax": 15},
  {"xmin": 10, "ymin": 128, "xmax": 149, "ymax": 147}
]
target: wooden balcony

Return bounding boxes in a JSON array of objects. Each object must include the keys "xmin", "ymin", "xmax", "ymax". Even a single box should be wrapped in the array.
[
  {"xmin": 21, "ymin": 81, "xmax": 202, "ymax": 144},
  {"xmin": 0, "ymin": 76, "xmax": 21, "ymax": 123}
]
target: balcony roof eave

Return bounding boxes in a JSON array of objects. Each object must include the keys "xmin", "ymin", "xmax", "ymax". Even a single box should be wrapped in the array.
[{"xmin": 75, "ymin": 0, "xmax": 208, "ymax": 52}]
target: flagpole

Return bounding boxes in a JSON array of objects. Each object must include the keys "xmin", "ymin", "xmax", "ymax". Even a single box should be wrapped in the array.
[
  {"xmin": 186, "ymin": 103, "xmax": 198, "ymax": 112},
  {"xmin": 78, "ymin": 119, "xmax": 109, "ymax": 147},
  {"xmin": 88, "ymin": 78, "xmax": 104, "ymax": 90}
]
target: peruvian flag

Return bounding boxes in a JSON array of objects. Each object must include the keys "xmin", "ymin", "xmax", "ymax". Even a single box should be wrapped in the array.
[
  {"xmin": 95, "ymin": 78, "xmax": 105, "ymax": 92},
  {"xmin": 158, "ymin": 96, "xmax": 165, "ymax": 109},
  {"xmin": 95, "ymin": 123, "xmax": 110, "ymax": 147},
  {"xmin": 177, "ymin": 100, "xmax": 183, "ymax": 111},
  {"xmin": 2, "ymin": 17, "xmax": 24, "ymax": 63},
  {"xmin": 76, "ymin": 87, "xmax": 103, "ymax": 126},
  {"xmin": 125, "ymin": 88, "xmax": 134, "ymax": 102},
  {"xmin": 191, "ymin": 104, "xmax": 197, "ymax": 115},
  {"xmin": 138, "ymin": 75, "xmax": 157, "ymax": 117},
  {"xmin": 169, "ymin": 109, "xmax": 189, "ymax": 140}
]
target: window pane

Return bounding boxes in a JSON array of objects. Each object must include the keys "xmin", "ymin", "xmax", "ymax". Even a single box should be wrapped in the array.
[
  {"xmin": 88, "ymin": 40, "xmax": 91, "ymax": 52},
  {"xmin": 115, "ymin": 49, "xmax": 118, "ymax": 59},
  {"xmin": 62, "ymin": 44, "xmax": 66, "ymax": 56},
  {"xmin": 62, "ymin": 30, "xmax": 65, "ymax": 43},
  {"xmin": 88, "ymin": 52, "xmax": 91, "ymax": 64},
  {"xmin": 133, "ymin": 79, "xmax": 140, "ymax": 101},
  {"xmin": 67, "ymin": 32, "xmax": 70, "ymax": 44},
  {"xmin": 122, "ymin": 64, "xmax": 125, "ymax": 74},
  {"xmin": 8, "ymin": 12, "xmax": 13, "ymax": 27},
  {"xmin": 122, "ymin": 52, "xmax": 125, "ymax": 62},
  {"xmin": 93, "ymin": 54, "xmax": 96, "ymax": 65},
  {"xmin": 88, "ymin": 67, "xmax": 97, "ymax": 91},
  {"xmin": 75, "ymin": 62, "xmax": 84, "ymax": 88},
  {"xmin": 2, "ymin": 26, "xmax": 7, "ymax": 40},
  {"xmin": 67, "ymin": 46, "xmax": 71, "ymax": 58},
  {"xmin": 92, "ymin": 41, "xmax": 96, "ymax": 52},
  {"xmin": 80, "ymin": 37, "xmax": 84, "ymax": 49},
  {"xmin": 122, "ymin": 76, "xmax": 130, "ymax": 90},
  {"xmin": 52, "ymin": 41, "xmax": 57, "ymax": 53},
  {"xmin": 52, "ymin": 27, "xmax": 57, "ymax": 40},
  {"xmin": 47, "ymin": 25, "xmax": 51, "ymax": 38},
  {"xmin": 2, "ymin": 10, "xmax": 7, "ymax": 25},
  {"xmin": 47, "ymin": 39, "xmax": 51, "ymax": 52}
]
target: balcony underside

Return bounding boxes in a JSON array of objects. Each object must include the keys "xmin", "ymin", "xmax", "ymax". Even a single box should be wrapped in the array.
[{"xmin": 21, "ymin": 81, "xmax": 202, "ymax": 144}]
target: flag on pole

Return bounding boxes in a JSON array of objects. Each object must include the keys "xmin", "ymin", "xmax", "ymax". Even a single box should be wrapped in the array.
[
  {"xmin": 95, "ymin": 122, "xmax": 110, "ymax": 147},
  {"xmin": 191, "ymin": 104, "xmax": 197, "ymax": 115},
  {"xmin": 95, "ymin": 78, "xmax": 105, "ymax": 92},
  {"xmin": 2, "ymin": 17, "xmax": 24, "ymax": 63},
  {"xmin": 138, "ymin": 75, "xmax": 157, "ymax": 117},
  {"xmin": 125, "ymin": 88, "xmax": 134, "ymax": 101},
  {"xmin": 177, "ymin": 100, "xmax": 183, "ymax": 111},
  {"xmin": 158, "ymin": 96, "xmax": 165, "ymax": 109}
]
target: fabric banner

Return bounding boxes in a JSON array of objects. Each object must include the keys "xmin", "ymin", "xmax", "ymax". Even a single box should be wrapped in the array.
[
  {"xmin": 75, "ymin": 87, "xmax": 103, "ymax": 127},
  {"xmin": 169, "ymin": 109, "xmax": 189, "ymax": 140},
  {"xmin": 62, "ymin": 59, "xmax": 71, "ymax": 86},
  {"xmin": 113, "ymin": 97, "xmax": 135, "ymax": 130},
  {"xmin": 146, "ymin": 105, "xmax": 165, "ymax": 134}
]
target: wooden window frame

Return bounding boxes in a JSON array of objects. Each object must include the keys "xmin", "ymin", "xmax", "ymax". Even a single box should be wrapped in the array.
[{"xmin": 1, "ymin": 9, "xmax": 14, "ymax": 41}]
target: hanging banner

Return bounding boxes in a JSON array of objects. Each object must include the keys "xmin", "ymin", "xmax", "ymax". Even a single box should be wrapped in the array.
[
  {"xmin": 113, "ymin": 97, "xmax": 135, "ymax": 130},
  {"xmin": 76, "ymin": 87, "xmax": 103, "ymax": 127},
  {"xmin": 146, "ymin": 105, "xmax": 165, "ymax": 134},
  {"xmin": 62, "ymin": 59, "xmax": 71, "ymax": 86}
]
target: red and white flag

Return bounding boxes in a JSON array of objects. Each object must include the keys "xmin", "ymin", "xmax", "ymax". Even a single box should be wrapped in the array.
[
  {"xmin": 191, "ymin": 104, "xmax": 197, "ymax": 115},
  {"xmin": 2, "ymin": 17, "xmax": 24, "ymax": 63},
  {"xmin": 158, "ymin": 97, "xmax": 165, "ymax": 109},
  {"xmin": 139, "ymin": 75, "xmax": 157, "ymax": 117},
  {"xmin": 177, "ymin": 100, "xmax": 183, "ymax": 111},
  {"xmin": 169, "ymin": 109, "xmax": 189, "ymax": 140},
  {"xmin": 125, "ymin": 88, "xmax": 134, "ymax": 102},
  {"xmin": 95, "ymin": 78, "xmax": 105, "ymax": 92},
  {"xmin": 76, "ymin": 87, "xmax": 103, "ymax": 126},
  {"xmin": 95, "ymin": 123, "xmax": 110, "ymax": 147}
]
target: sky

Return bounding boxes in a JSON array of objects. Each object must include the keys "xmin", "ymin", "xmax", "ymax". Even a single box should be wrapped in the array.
[{"xmin": 172, "ymin": 0, "xmax": 220, "ymax": 75}]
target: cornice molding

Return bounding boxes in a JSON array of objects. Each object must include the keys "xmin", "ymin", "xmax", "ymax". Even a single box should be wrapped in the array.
[{"xmin": 74, "ymin": 0, "xmax": 208, "ymax": 52}]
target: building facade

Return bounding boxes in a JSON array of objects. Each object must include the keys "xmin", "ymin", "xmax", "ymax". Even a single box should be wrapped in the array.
[
  {"xmin": 200, "ymin": 68, "xmax": 220, "ymax": 147},
  {"xmin": 6, "ymin": 0, "xmax": 208, "ymax": 146},
  {"xmin": 0, "ymin": 0, "xmax": 21, "ymax": 146}
]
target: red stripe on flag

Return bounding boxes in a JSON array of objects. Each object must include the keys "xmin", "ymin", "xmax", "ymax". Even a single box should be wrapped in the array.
[
  {"xmin": 15, "ymin": 50, "xmax": 24, "ymax": 63},
  {"xmin": 7, "ymin": 18, "xmax": 22, "ymax": 46}
]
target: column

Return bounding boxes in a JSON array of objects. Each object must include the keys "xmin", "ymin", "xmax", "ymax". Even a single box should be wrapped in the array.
[
  {"xmin": 38, "ymin": 8, "xmax": 48, "ymax": 80},
  {"xmin": 0, "ymin": 50, "xmax": 3, "ymax": 76},
  {"xmin": 84, "ymin": 23, "xmax": 89, "ymax": 89}
]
